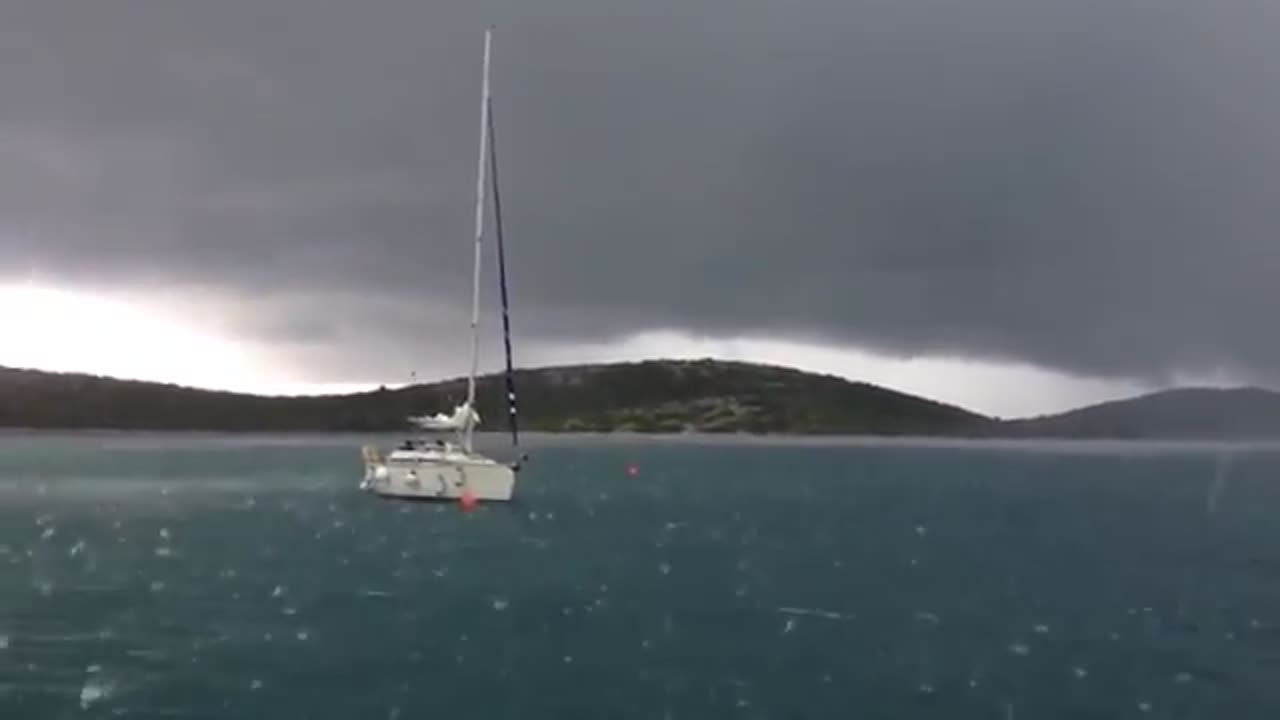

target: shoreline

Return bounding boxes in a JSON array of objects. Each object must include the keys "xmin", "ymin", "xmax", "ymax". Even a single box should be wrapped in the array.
[{"xmin": 3, "ymin": 427, "xmax": 1279, "ymax": 453}]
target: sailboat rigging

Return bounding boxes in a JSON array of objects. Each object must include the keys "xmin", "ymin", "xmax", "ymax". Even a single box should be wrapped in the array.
[
  {"xmin": 488, "ymin": 93, "xmax": 520, "ymax": 448},
  {"xmin": 360, "ymin": 26, "xmax": 523, "ymax": 502}
]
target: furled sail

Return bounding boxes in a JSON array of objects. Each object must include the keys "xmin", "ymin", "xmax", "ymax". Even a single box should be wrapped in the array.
[{"xmin": 407, "ymin": 403, "xmax": 480, "ymax": 432}]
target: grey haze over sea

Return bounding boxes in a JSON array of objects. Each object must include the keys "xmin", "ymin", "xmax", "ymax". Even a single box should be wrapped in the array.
[{"xmin": 1, "ymin": 432, "xmax": 1278, "ymax": 718}]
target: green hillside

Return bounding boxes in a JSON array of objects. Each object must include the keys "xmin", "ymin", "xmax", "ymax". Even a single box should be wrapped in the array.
[
  {"xmin": 0, "ymin": 359, "xmax": 993, "ymax": 435},
  {"xmin": 1001, "ymin": 386, "xmax": 1280, "ymax": 439}
]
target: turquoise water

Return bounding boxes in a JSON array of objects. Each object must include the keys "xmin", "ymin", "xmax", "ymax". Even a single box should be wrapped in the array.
[{"xmin": 1, "ymin": 432, "xmax": 1278, "ymax": 718}]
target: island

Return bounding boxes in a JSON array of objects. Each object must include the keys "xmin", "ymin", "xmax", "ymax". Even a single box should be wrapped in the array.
[{"xmin": 3, "ymin": 359, "xmax": 1279, "ymax": 439}]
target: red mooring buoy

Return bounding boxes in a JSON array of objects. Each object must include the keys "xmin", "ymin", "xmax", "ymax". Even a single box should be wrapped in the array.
[{"xmin": 459, "ymin": 488, "xmax": 479, "ymax": 512}]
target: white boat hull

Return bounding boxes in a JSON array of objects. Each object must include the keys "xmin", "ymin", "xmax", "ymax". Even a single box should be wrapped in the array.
[{"xmin": 361, "ymin": 445, "xmax": 516, "ymax": 502}]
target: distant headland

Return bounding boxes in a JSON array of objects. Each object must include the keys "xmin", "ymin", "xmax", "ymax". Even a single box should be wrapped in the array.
[{"xmin": 3, "ymin": 359, "xmax": 1278, "ymax": 439}]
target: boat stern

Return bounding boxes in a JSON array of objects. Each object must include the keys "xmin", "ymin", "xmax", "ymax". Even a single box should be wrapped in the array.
[{"xmin": 360, "ymin": 444, "xmax": 389, "ymax": 490}]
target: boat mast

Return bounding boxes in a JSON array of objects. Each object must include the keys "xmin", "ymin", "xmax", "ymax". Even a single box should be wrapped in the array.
[
  {"xmin": 463, "ymin": 27, "xmax": 493, "ymax": 453},
  {"xmin": 487, "ymin": 94, "xmax": 520, "ymax": 448}
]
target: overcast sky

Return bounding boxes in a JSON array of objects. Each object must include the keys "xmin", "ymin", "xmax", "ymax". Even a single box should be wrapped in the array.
[{"xmin": 1, "ymin": 0, "xmax": 1277, "ymax": 417}]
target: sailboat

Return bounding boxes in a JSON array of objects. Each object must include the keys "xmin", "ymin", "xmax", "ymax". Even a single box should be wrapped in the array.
[{"xmin": 360, "ymin": 27, "xmax": 524, "ymax": 503}]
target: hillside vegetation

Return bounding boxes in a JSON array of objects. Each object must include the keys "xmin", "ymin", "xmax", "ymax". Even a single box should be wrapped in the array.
[
  {"xmin": 0, "ymin": 359, "xmax": 991, "ymax": 434},
  {"xmin": 1001, "ymin": 387, "xmax": 1280, "ymax": 440},
  {"xmin": 6, "ymin": 360, "xmax": 1279, "ymax": 439}
]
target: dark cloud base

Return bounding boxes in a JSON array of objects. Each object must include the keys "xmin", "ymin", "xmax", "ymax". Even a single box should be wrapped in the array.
[{"xmin": 2, "ymin": 0, "xmax": 1279, "ymax": 385}]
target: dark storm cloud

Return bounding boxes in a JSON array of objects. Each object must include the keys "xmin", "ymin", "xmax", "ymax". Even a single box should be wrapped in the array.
[{"xmin": 2, "ymin": 0, "xmax": 1279, "ymax": 384}]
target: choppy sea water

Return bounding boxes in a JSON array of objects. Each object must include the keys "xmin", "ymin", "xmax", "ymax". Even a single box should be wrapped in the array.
[{"xmin": 1, "ymin": 432, "xmax": 1278, "ymax": 719}]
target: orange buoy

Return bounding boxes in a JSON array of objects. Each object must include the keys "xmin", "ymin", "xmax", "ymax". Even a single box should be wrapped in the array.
[{"xmin": 626, "ymin": 464, "xmax": 639, "ymax": 477}]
